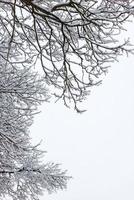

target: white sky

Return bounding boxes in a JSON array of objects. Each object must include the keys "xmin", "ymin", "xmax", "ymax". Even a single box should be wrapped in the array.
[{"xmin": 30, "ymin": 23, "xmax": 134, "ymax": 200}]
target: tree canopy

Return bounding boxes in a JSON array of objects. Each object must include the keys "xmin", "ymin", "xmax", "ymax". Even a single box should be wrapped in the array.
[
  {"xmin": 0, "ymin": 0, "xmax": 134, "ymax": 111},
  {"xmin": 0, "ymin": 0, "xmax": 134, "ymax": 199},
  {"xmin": 0, "ymin": 52, "xmax": 70, "ymax": 200}
]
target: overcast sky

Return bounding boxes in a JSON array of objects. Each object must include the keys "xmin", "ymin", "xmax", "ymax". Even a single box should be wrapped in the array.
[{"xmin": 30, "ymin": 23, "xmax": 134, "ymax": 200}]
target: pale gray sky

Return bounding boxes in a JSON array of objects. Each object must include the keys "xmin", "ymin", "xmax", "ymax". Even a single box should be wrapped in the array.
[{"xmin": 30, "ymin": 23, "xmax": 134, "ymax": 200}]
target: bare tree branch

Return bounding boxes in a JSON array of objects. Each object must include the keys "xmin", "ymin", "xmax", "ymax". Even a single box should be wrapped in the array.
[
  {"xmin": 0, "ymin": 54, "xmax": 70, "ymax": 200},
  {"xmin": 0, "ymin": 0, "xmax": 134, "ymax": 112}
]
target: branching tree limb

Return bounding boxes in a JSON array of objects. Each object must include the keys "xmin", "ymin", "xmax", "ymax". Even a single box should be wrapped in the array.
[
  {"xmin": 0, "ymin": 0, "xmax": 134, "ymax": 111},
  {"xmin": 0, "ymin": 54, "xmax": 70, "ymax": 200}
]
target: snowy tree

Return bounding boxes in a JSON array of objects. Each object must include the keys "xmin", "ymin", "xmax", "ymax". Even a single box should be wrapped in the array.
[
  {"xmin": 0, "ymin": 0, "xmax": 134, "ymax": 111},
  {"xmin": 0, "ymin": 57, "xmax": 70, "ymax": 200}
]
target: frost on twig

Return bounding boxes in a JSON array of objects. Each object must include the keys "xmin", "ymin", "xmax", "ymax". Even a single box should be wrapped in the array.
[
  {"xmin": 0, "ymin": 54, "xmax": 70, "ymax": 200},
  {"xmin": 0, "ymin": 0, "xmax": 134, "ymax": 111}
]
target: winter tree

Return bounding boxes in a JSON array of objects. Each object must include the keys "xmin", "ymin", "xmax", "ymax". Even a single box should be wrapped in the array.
[
  {"xmin": 0, "ymin": 0, "xmax": 133, "ymax": 198},
  {"xmin": 0, "ymin": 54, "xmax": 70, "ymax": 200},
  {"xmin": 0, "ymin": 0, "xmax": 134, "ymax": 111}
]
